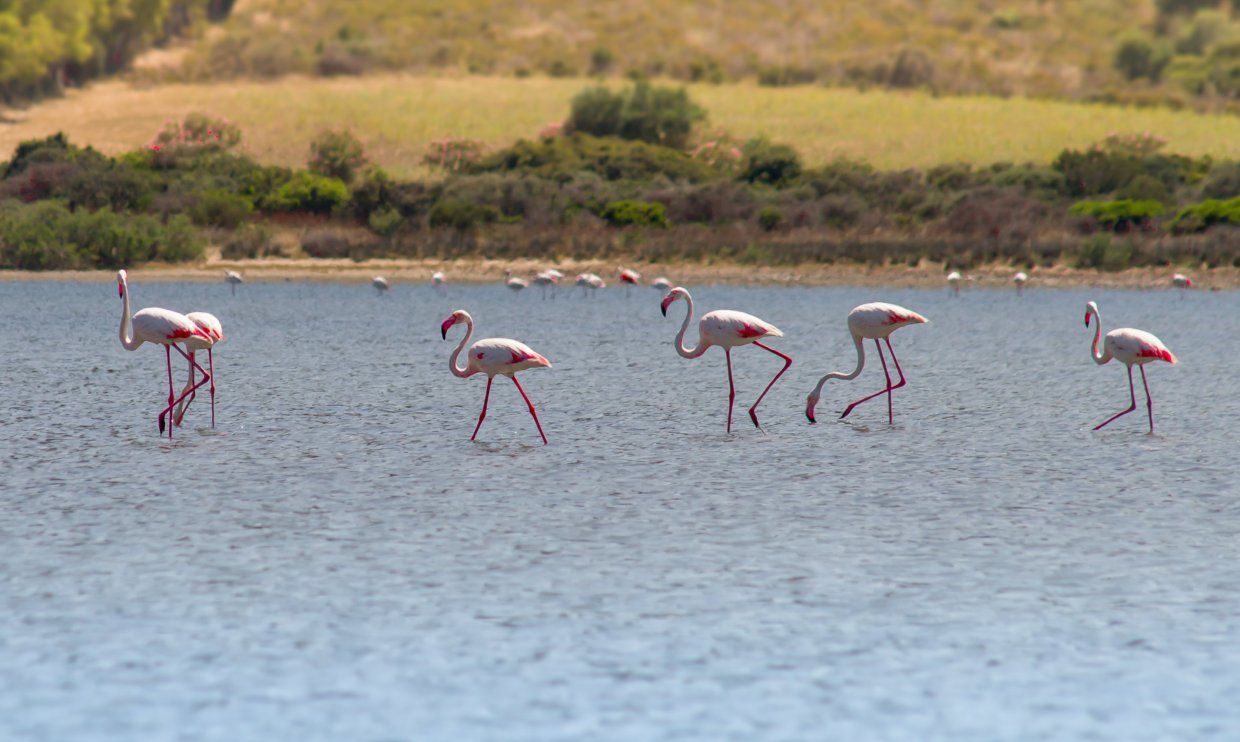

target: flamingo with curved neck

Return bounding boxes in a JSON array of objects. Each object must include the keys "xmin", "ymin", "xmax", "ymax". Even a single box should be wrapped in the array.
[
  {"xmin": 442, "ymin": 309, "xmax": 551, "ymax": 444},
  {"xmin": 1085, "ymin": 301, "xmax": 1176, "ymax": 433},
  {"xmin": 660, "ymin": 287, "xmax": 791, "ymax": 432},
  {"xmin": 172, "ymin": 312, "xmax": 224, "ymax": 429}
]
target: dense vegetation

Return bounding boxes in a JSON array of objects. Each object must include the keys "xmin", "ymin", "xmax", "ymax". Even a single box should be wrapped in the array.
[{"xmin": 1, "ymin": 84, "xmax": 1237, "ymax": 272}]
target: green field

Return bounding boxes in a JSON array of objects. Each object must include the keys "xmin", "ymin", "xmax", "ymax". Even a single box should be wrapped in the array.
[{"xmin": 7, "ymin": 75, "xmax": 1238, "ymax": 176}]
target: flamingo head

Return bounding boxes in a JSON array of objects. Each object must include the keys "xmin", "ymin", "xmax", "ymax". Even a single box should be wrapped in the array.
[
  {"xmin": 1185, "ymin": 278, "xmax": 1193, "ymax": 287},
  {"xmin": 660, "ymin": 287, "xmax": 687, "ymax": 316},
  {"xmin": 1084, "ymin": 301, "xmax": 1099, "ymax": 327},
  {"xmin": 116, "ymin": 269, "xmax": 127, "ymax": 297},
  {"xmin": 440, "ymin": 310, "xmax": 468, "ymax": 339},
  {"xmin": 805, "ymin": 394, "xmax": 819, "ymax": 424}
]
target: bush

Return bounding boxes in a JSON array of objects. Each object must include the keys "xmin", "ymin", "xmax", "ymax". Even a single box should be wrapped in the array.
[
  {"xmin": 757, "ymin": 65, "xmax": 817, "ymax": 87},
  {"xmin": 263, "ymin": 172, "xmax": 349, "ymax": 214},
  {"xmin": 887, "ymin": 48, "xmax": 936, "ymax": 88},
  {"xmin": 221, "ymin": 222, "xmax": 275, "ymax": 259},
  {"xmin": 474, "ymin": 134, "xmax": 718, "ymax": 183},
  {"xmin": 599, "ymin": 200, "xmax": 669, "ymax": 228},
  {"xmin": 758, "ymin": 206, "xmax": 782, "ymax": 231},
  {"xmin": 189, "ymin": 189, "xmax": 254, "ymax": 228},
  {"xmin": 348, "ymin": 167, "xmax": 434, "ymax": 221},
  {"xmin": 309, "ymin": 130, "xmax": 368, "ymax": 182},
  {"xmin": 739, "ymin": 138, "xmax": 802, "ymax": 186},
  {"xmin": 1053, "ymin": 149, "xmax": 1142, "ymax": 196},
  {"xmin": 1069, "ymin": 200, "xmax": 1164, "ymax": 231},
  {"xmin": 1168, "ymin": 197, "xmax": 1240, "ymax": 232},
  {"xmin": 1113, "ymin": 33, "xmax": 1171, "ymax": 81},
  {"xmin": 567, "ymin": 81, "xmax": 705, "ymax": 149},
  {"xmin": 589, "ymin": 46, "xmax": 615, "ymax": 75},
  {"xmin": 368, "ymin": 207, "xmax": 403, "ymax": 237},
  {"xmin": 1117, "ymin": 174, "xmax": 1171, "ymax": 203},
  {"xmin": 0, "ymin": 201, "xmax": 203, "ymax": 270},
  {"xmin": 1201, "ymin": 162, "xmax": 1240, "ymax": 199},
  {"xmin": 3, "ymin": 133, "xmax": 98, "ymax": 178},
  {"xmin": 423, "ymin": 138, "xmax": 485, "ymax": 174},
  {"xmin": 1075, "ymin": 235, "xmax": 1135, "ymax": 271},
  {"xmin": 820, "ymin": 194, "xmax": 869, "ymax": 229},
  {"xmin": 428, "ymin": 199, "xmax": 501, "ymax": 230},
  {"xmin": 300, "ymin": 228, "xmax": 359, "ymax": 258}
]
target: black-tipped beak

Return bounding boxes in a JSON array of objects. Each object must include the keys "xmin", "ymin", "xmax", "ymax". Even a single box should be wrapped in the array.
[
  {"xmin": 660, "ymin": 305, "xmax": 667, "ymax": 317},
  {"xmin": 441, "ymin": 327, "xmax": 447, "ymax": 340},
  {"xmin": 806, "ymin": 411, "xmax": 816, "ymax": 424}
]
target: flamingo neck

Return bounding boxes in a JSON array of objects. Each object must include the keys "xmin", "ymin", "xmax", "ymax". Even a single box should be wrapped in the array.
[
  {"xmin": 118, "ymin": 275, "xmax": 142, "ymax": 351},
  {"xmin": 811, "ymin": 332, "xmax": 866, "ymax": 399},
  {"xmin": 1088, "ymin": 306, "xmax": 1109, "ymax": 365},
  {"xmin": 448, "ymin": 316, "xmax": 477, "ymax": 378},
  {"xmin": 673, "ymin": 293, "xmax": 707, "ymax": 359}
]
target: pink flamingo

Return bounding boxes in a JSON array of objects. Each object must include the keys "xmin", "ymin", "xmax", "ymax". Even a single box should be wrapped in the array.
[
  {"xmin": 619, "ymin": 268, "xmax": 641, "ymax": 296},
  {"xmin": 116, "ymin": 270, "xmax": 212, "ymax": 438},
  {"xmin": 660, "ymin": 287, "xmax": 791, "ymax": 432},
  {"xmin": 172, "ymin": 312, "xmax": 225, "ymax": 429},
  {"xmin": 441, "ymin": 309, "xmax": 552, "ymax": 444},
  {"xmin": 806, "ymin": 302, "xmax": 928, "ymax": 425},
  {"xmin": 1085, "ymin": 301, "xmax": 1176, "ymax": 433}
]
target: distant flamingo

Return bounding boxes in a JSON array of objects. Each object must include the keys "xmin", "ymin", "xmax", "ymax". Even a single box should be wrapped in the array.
[
  {"xmin": 224, "ymin": 270, "xmax": 243, "ymax": 296},
  {"xmin": 1014, "ymin": 271, "xmax": 1028, "ymax": 295},
  {"xmin": 660, "ymin": 287, "xmax": 792, "ymax": 432},
  {"xmin": 117, "ymin": 270, "xmax": 212, "ymax": 438},
  {"xmin": 651, "ymin": 277, "xmax": 672, "ymax": 291},
  {"xmin": 619, "ymin": 268, "xmax": 641, "ymax": 296},
  {"xmin": 946, "ymin": 271, "xmax": 961, "ymax": 296},
  {"xmin": 1085, "ymin": 301, "xmax": 1176, "ymax": 433},
  {"xmin": 372, "ymin": 276, "xmax": 389, "ymax": 294},
  {"xmin": 532, "ymin": 270, "xmax": 559, "ymax": 299},
  {"xmin": 441, "ymin": 309, "xmax": 551, "ymax": 444},
  {"xmin": 173, "ymin": 312, "xmax": 224, "ymax": 429},
  {"xmin": 1172, "ymin": 273, "xmax": 1192, "ymax": 297},
  {"xmin": 432, "ymin": 271, "xmax": 447, "ymax": 294},
  {"xmin": 806, "ymin": 302, "xmax": 928, "ymax": 425},
  {"xmin": 504, "ymin": 271, "xmax": 529, "ymax": 293},
  {"xmin": 576, "ymin": 273, "xmax": 605, "ymax": 297}
]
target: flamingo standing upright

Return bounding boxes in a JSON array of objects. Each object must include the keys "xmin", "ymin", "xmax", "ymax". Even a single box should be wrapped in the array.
[
  {"xmin": 619, "ymin": 268, "xmax": 641, "ymax": 296},
  {"xmin": 1084, "ymin": 301, "xmax": 1176, "ymax": 433},
  {"xmin": 504, "ymin": 271, "xmax": 529, "ymax": 293},
  {"xmin": 532, "ymin": 270, "xmax": 559, "ymax": 299},
  {"xmin": 372, "ymin": 276, "xmax": 390, "ymax": 294},
  {"xmin": 806, "ymin": 302, "xmax": 928, "ymax": 425},
  {"xmin": 946, "ymin": 271, "xmax": 961, "ymax": 296},
  {"xmin": 651, "ymin": 277, "xmax": 673, "ymax": 291},
  {"xmin": 224, "ymin": 270, "xmax": 243, "ymax": 296},
  {"xmin": 660, "ymin": 287, "xmax": 792, "ymax": 432},
  {"xmin": 440, "ymin": 309, "xmax": 551, "ymax": 444},
  {"xmin": 432, "ymin": 271, "xmax": 447, "ymax": 294},
  {"xmin": 116, "ymin": 270, "xmax": 212, "ymax": 438},
  {"xmin": 576, "ymin": 273, "xmax": 605, "ymax": 297},
  {"xmin": 172, "ymin": 312, "xmax": 225, "ymax": 429},
  {"xmin": 1172, "ymin": 273, "xmax": 1192, "ymax": 297},
  {"xmin": 1014, "ymin": 271, "xmax": 1028, "ymax": 295}
]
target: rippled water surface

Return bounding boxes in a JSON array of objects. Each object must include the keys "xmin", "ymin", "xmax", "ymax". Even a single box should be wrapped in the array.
[{"xmin": 2, "ymin": 279, "xmax": 1239, "ymax": 740}]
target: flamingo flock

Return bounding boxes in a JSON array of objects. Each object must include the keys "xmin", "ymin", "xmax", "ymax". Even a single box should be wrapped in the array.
[{"xmin": 115, "ymin": 267, "xmax": 1190, "ymax": 443}]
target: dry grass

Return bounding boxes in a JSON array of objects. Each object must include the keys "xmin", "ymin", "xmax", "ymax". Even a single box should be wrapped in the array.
[{"xmin": 4, "ymin": 74, "xmax": 1238, "ymax": 176}]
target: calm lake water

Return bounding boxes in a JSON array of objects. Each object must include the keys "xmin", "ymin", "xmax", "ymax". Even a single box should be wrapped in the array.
[{"xmin": 2, "ymin": 278, "xmax": 1238, "ymax": 740}]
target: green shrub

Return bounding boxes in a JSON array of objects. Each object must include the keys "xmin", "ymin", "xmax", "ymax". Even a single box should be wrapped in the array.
[
  {"xmin": 599, "ymin": 200, "xmax": 669, "ymax": 228},
  {"xmin": 1069, "ymin": 199, "xmax": 1164, "ymax": 230},
  {"xmin": 1053, "ymin": 149, "xmax": 1141, "ymax": 196},
  {"xmin": 221, "ymin": 222, "xmax": 275, "ymax": 259},
  {"xmin": 428, "ymin": 198, "xmax": 501, "ymax": 229},
  {"xmin": 1117, "ymin": 174, "xmax": 1171, "ymax": 203},
  {"xmin": 758, "ymin": 206, "xmax": 782, "ymax": 231},
  {"xmin": 1168, "ymin": 197, "xmax": 1240, "ymax": 232},
  {"xmin": 567, "ymin": 80, "xmax": 705, "ymax": 149},
  {"xmin": 1075, "ymin": 235, "xmax": 1135, "ymax": 271},
  {"xmin": 589, "ymin": 46, "xmax": 615, "ymax": 75},
  {"xmin": 309, "ymin": 129, "xmax": 368, "ymax": 182},
  {"xmin": 757, "ymin": 65, "xmax": 817, "ymax": 87},
  {"xmin": 1113, "ymin": 33, "xmax": 1171, "ymax": 81},
  {"xmin": 1202, "ymin": 161, "xmax": 1240, "ymax": 199},
  {"xmin": 189, "ymin": 189, "xmax": 254, "ymax": 228},
  {"xmin": 349, "ymin": 167, "xmax": 434, "ymax": 220},
  {"xmin": 264, "ymin": 172, "xmax": 349, "ymax": 214},
  {"xmin": 368, "ymin": 206, "xmax": 403, "ymax": 237},
  {"xmin": 739, "ymin": 138, "xmax": 802, "ymax": 186},
  {"xmin": 474, "ymin": 133, "xmax": 717, "ymax": 183}
]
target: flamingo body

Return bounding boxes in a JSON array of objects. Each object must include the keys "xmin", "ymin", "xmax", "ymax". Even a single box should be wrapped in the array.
[
  {"xmin": 1171, "ymin": 273, "xmax": 1191, "ymax": 289},
  {"xmin": 506, "ymin": 277, "xmax": 529, "ymax": 292},
  {"xmin": 373, "ymin": 276, "xmax": 389, "ymax": 292},
  {"xmin": 651, "ymin": 277, "xmax": 672, "ymax": 290},
  {"xmin": 846, "ymin": 302, "xmax": 927, "ymax": 340},
  {"xmin": 698, "ymin": 309, "xmax": 783, "ymax": 348},
  {"xmin": 1085, "ymin": 301, "xmax": 1175, "ymax": 433},
  {"xmin": 619, "ymin": 268, "xmax": 641, "ymax": 285}
]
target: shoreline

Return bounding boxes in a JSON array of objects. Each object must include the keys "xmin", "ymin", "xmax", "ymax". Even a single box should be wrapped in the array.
[{"xmin": 2, "ymin": 258, "xmax": 1236, "ymax": 290}]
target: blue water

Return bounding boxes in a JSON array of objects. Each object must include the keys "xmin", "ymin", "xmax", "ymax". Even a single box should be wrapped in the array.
[{"xmin": 2, "ymin": 279, "xmax": 1238, "ymax": 740}]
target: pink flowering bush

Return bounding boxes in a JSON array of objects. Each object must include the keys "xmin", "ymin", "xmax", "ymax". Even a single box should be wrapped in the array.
[
  {"xmin": 149, "ymin": 113, "xmax": 242, "ymax": 154},
  {"xmin": 422, "ymin": 137, "xmax": 485, "ymax": 174}
]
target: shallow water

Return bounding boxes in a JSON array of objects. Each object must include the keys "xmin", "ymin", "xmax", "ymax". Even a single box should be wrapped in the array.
[{"xmin": 2, "ymin": 279, "xmax": 1238, "ymax": 740}]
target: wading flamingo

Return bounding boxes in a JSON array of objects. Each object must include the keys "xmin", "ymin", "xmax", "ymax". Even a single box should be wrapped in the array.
[
  {"xmin": 117, "ymin": 270, "xmax": 212, "ymax": 438},
  {"xmin": 651, "ymin": 277, "xmax": 672, "ymax": 291},
  {"xmin": 372, "ymin": 276, "xmax": 389, "ymax": 294},
  {"xmin": 504, "ymin": 271, "xmax": 529, "ymax": 293},
  {"xmin": 1014, "ymin": 271, "xmax": 1028, "ymax": 295},
  {"xmin": 660, "ymin": 287, "xmax": 792, "ymax": 433},
  {"xmin": 173, "ymin": 312, "xmax": 225, "ymax": 429},
  {"xmin": 1085, "ymin": 301, "xmax": 1176, "ymax": 433},
  {"xmin": 224, "ymin": 270, "xmax": 243, "ymax": 296},
  {"xmin": 806, "ymin": 303, "xmax": 928, "ymax": 425},
  {"xmin": 432, "ymin": 271, "xmax": 447, "ymax": 294},
  {"xmin": 1172, "ymin": 273, "xmax": 1192, "ymax": 297},
  {"xmin": 532, "ymin": 270, "xmax": 559, "ymax": 299},
  {"xmin": 946, "ymin": 271, "xmax": 961, "ymax": 296},
  {"xmin": 441, "ymin": 310, "xmax": 551, "ymax": 444},
  {"xmin": 619, "ymin": 268, "xmax": 641, "ymax": 296},
  {"xmin": 576, "ymin": 273, "xmax": 605, "ymax": 297}
]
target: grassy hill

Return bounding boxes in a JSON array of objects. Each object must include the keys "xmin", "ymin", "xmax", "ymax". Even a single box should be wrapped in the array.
[
  {"xmin": 166, "ymin": 0, "xmax": 1165, "ymax": 101},
  {"xmin": 7, "ymin": 75, "xmax": 1239, "ymax": 177}
]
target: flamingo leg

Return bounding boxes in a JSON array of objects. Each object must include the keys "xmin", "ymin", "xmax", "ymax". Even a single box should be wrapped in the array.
[
  {"xmin": 511, "ymin": 375, "xmax": 549, "ymax": 445},
  {"xmin": 160, "ymin": 345, "xmax": 175, "ymax": 437},
  {"xmin": 1093, "ymin": 365, "xmax": 1137, "ymax": 431},
  {"xmin": 159, "ymin": 345, "xmax": 210, "ymax": 432},
  {"xmin": 1140, "ymin": 364, "xmax": 1154, "ymax": 433},
  {"xmin": 840, "ymin": 340, "xmax": 904, "ymax": 420},
  {"xmin": 724, "ymin": 348, "xmax": 736, "ymax": 433},
  {"xmin": 876, "ymin": 338, "xmax": 894, "ymax": 424},
  {"xmin": 173, "ymin": 352, "xmax": 197, "ymax": 427},
  {"xmin": 471, "ymin": 377, "xmax": 493, "ymax": 441},
  {"xmin": 208, "ymin": 348, "xmax": 216, "ymax": 428},
  {"xmin": 748, "ymin": 341, "xmax": 792, "ymax": 429}
]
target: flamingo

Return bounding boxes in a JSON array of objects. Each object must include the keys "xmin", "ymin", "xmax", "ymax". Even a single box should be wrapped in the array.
[
  {"xmin": 946, "ymin": 271, "xmax": 961, "ymax": 296},
  {"xmin": 1172, "ymin": 273, "xmax": 1192, "ymax": 297},
  {"xmin": 619, "ymin": 268, "xmax": 641, "ymax": 296},
  {"xmin": 532, "ymin": 270, "xmax": 560, "ymax": 300},
  {"xmin": 432, "ymin": 271, "xmax": 447, "ymax": 294},
  {"xmin": 806, "ymin": 303, "xmax": 928, "ymax": 425},
  {"xmin": 372, "ymin": 276, "xmax": 390, "ymax": 294},
  {"xmin": 440, "ymin": 309, "xmax": 551, "ymax": 445},
  {"xmin": 172, "ymin": 312, "xmax": 224, "ymax": 429},
  {"xmin": 576, "ymin": 273, "xmax": 605, "ymax": 297},
  {"xmin": 1014, "ymin": 271, "xmax": 1028, "ymax": 295},
  {"xmin": 224, "ymin": 270, "xmax": 243, "ymax": 296},
  {"xmin": 1084, "ymin": 301, "xmax": 1176, "ymax": 433},
  {"xmin": 660, "ymin": 287, "xmax": 792, "ymax": 433},
  {"xmin": 116, "ymin": 270, "xmax": 212, "ymax": 438},
  {"xmin": 650, "ymin": 277, "xmax": 673, "ymax": 291},
  {"xmin": 504, "ymin": 271, "xmax": 529, "ymax": 293}
]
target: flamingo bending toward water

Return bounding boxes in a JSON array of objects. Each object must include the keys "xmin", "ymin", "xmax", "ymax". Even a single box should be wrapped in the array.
[
  {"xmin": 441, "ymin": 310, "xmax": 551, "ymax": 444},
  {"xmin": 532, "ymin": 270, "xmax": 559, "ymax": 299},
  {"xmin": 576, "ymin": 273, "xmax": 605, "ymax": 297},
  {"xmin": 224, "ymin": 270, "xmax": 243, "ymax": 296},
  {"xmin": 1014, "ymin": 271, "xmax": 1028, "ymax": 295},
  {"xmin": 173, "ymin": 312, "xmax": 224, "ymax": 429},
  {"xmin": 1085, "ymin": 301, "xmax": 1176, "ymax": 433},
  {"xmin": 1172, "ymin": 273, "xmax": 1192, "ymax": 297},
  {"xmin": 806, "ymin": 302, "xmax": 928, "ymax": 425},
  {"xmin": 116, "ymin": 270, "xmax": 212, "ymax": 437},
  {"xmin": 651, "ymin": 277, "xmax": 672, "ymax": 291},
  {"xmin": 372, "ymin": 276, "xmax": 389, "ymax": 294},
  {"xmin": 660, "ymin": 287, "xmax": 792, "ymax": 432}
]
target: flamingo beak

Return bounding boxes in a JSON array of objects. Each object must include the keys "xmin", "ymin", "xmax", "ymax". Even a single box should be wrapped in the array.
[
  {"xmin": 806, "ymin": 397, "xmax": 817, "ymax": 424},
  {"xmin": 1084, "ymin": 313, "xmax": 1090, "ymax": 327},
  {"xmin": 1187, "ymin": 279, "xmax": 1193, "ymax": 287},
  {"xmin": 660, "ymin": 295, "xmax": 674, "ymax": 316},
  {"xmin": 118, "ymin": 284, "xmax": 123, "ymax": 297},
  {"xmin": 440, "ymin": 317, "xmax": 455, "ymax": 339}
]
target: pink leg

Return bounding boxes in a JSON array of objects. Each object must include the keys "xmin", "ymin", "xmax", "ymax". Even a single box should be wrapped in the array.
[
  {"xmin": 875, "ymin": 338, "xmax": 894, "ymax": 424},
  {"xmin": 1140, "ymin": 365, "xmax": 1154, "ymax": 434},
  {"xmin": 840, "ymin": 339, "xmax": 905, "ymax": 420},
  {"xmin": 748, "ymin": 341, "xmax": 792, "ymax": 429},
  {"xmin": 511, "ymin": 375, "xmax": 549, "ymax": 445},
  {"xmin": 724, "ymin": 348, "xmax": 736, "ymax": 433},
  {"xmin": 159, "ymin": 346, "xmax": 210, "ymax": 432},
  {"xmin": 471, "ymin": 377, "xmax": 493, "ymax": 441},
  {"xmin": 207, "ymin": 348, "xmax": 216, "ymax": 428},
  {"xmin": 160, "ymin": 345, "xmax": 175, "ymax": 437},
  {"xmin": 174, "ymin": 353, "xmax": 197, "ymax": 427},
  {"xmin": 1093, "ymin": 365, "xmax": 1137, "ymax": 431}
]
